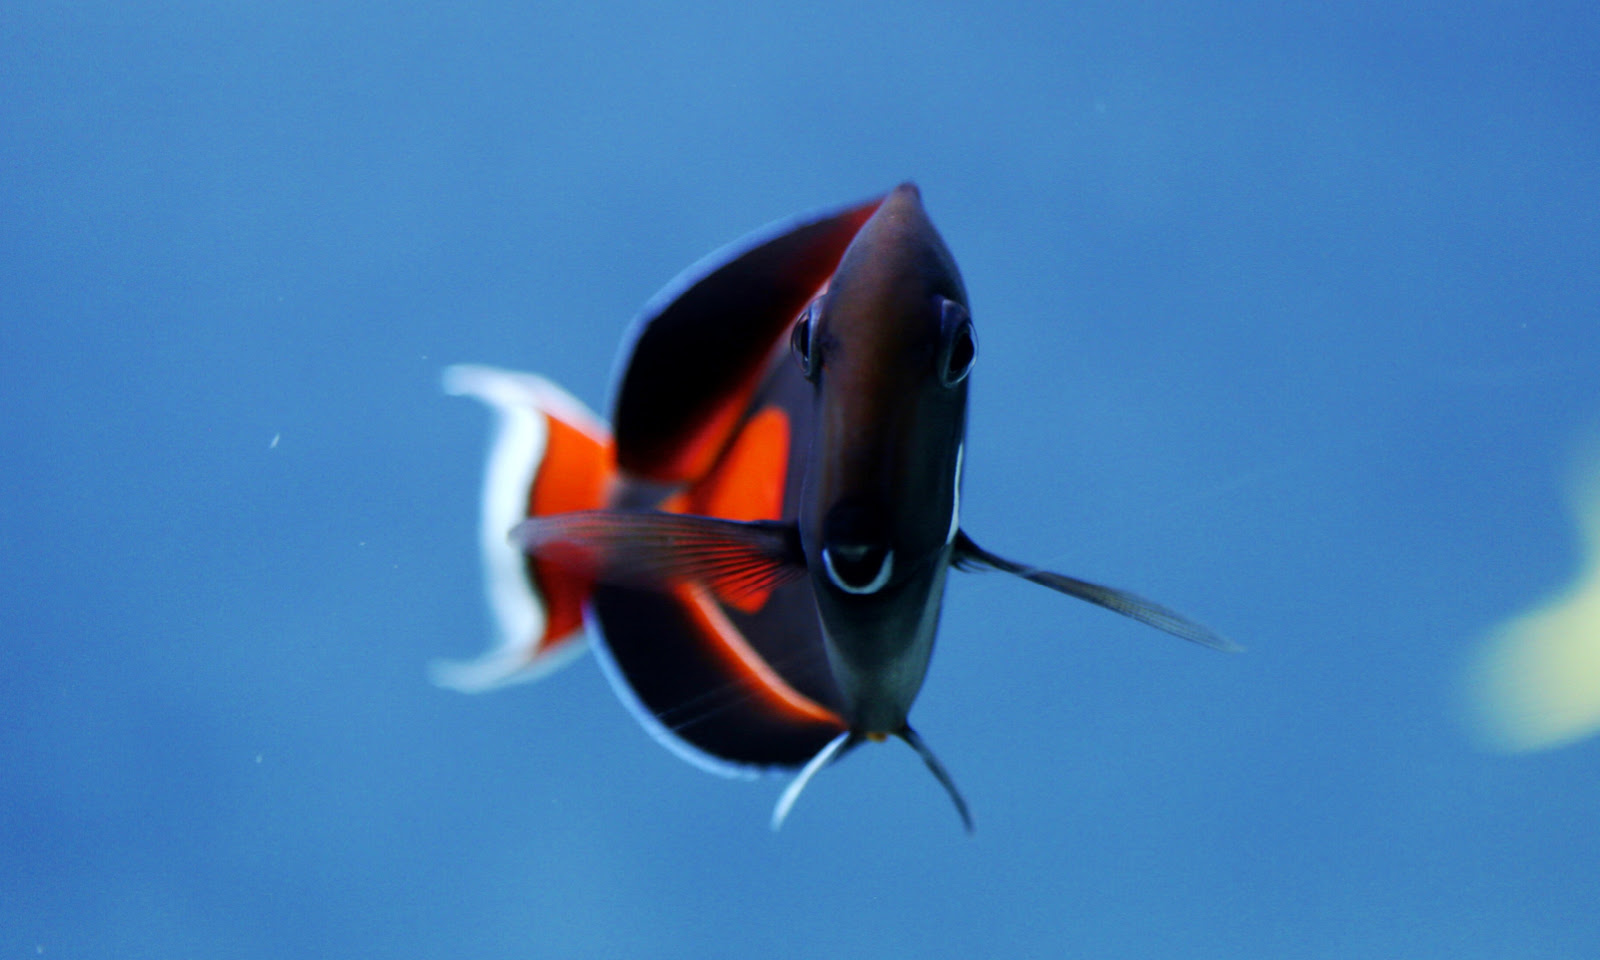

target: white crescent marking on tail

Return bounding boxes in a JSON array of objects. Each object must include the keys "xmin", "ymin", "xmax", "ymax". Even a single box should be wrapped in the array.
[{"xmin": 432, "ymin": 365, "xmax": 601, "ymax": 691}]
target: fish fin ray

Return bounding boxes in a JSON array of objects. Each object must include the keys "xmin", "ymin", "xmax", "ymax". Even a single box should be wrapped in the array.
[
  {"xmin": 513, "ymin": 511, "xmax": 807, "ymax": 597},
  {"xmin": 953, "ymin": 531, "xmax": 1239, "ymax": 653}
]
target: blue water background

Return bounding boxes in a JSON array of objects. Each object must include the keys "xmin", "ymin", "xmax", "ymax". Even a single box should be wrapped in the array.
[{"xmin": 4, "ymin": 2, "xmax": 1598, "ymax": 956}]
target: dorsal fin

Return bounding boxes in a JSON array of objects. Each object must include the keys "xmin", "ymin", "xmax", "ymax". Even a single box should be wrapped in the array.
[{"xmin": 611, "ymin": 196, "xmax": 882, "ymax": 484}]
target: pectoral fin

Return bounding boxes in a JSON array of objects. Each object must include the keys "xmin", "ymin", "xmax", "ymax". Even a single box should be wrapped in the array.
[
  {"xmin": 511, "ymin": 510, "xmax": 808, "ymax": 603},
  {"xmin": 953, "ymin": 531, "xmax": 1239, "ymax": 653}
]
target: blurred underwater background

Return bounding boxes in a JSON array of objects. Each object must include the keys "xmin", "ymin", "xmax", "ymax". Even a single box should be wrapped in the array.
[{"xmin": 4, "ymin": 2, "xmax": 1598, "ymax": 957}]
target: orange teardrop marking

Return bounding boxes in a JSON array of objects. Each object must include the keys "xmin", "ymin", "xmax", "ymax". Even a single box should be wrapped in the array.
[{"xmin": 684, "ymin": 406, "xmax": 791, "ymax": 613}]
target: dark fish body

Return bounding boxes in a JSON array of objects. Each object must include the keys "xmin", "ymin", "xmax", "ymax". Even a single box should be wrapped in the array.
[{"xmin": 437, "ymin": 184, "xmax": 1235, "ymax": 829}]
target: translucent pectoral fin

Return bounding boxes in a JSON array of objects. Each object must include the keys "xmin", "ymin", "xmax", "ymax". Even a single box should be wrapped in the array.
[{"xmin": 512, "ymin": 511, "xmax": 807, "ymax": 601}]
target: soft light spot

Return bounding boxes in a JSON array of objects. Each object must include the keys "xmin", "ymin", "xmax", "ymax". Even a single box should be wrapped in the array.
[{"xmin": 1466, "ymin": 450, "xmax": 1600, "ymax": 751}]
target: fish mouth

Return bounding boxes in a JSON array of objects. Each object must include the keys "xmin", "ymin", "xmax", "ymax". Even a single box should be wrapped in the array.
[
  {"xmin": 822, "ymin": 542, "xmax": 895, "ymax": 594},
  {"xmin": 820, "ymin": 498, "xmax": 894, "ymax": 594}
]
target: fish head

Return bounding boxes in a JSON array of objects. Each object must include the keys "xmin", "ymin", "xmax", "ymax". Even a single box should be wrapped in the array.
[{"xmin": 790, "ymin": 183, "xmax": 975, "ymax": 730}]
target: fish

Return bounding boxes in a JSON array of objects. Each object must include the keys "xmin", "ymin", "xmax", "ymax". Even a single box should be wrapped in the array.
[{"xmin": 435, "ymin": 183, "xmax": 1236, "ymax": 831}]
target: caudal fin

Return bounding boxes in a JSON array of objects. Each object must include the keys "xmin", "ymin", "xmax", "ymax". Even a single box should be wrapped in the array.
[{"xmin": 432, "ymin": 364, "xmax": 614, "ymax": 692}]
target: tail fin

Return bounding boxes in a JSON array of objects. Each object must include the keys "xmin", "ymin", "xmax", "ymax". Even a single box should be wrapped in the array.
[{"xmin": 432, "ymin": 364, "xmax": 614, "ymax": 692}]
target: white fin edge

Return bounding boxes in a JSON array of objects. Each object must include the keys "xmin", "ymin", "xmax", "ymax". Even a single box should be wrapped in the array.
[
  {"xmin": 434, "ymin": 364, "xmax": 606, "ymax": 692},
  {"xmin": 582, "ymin": 605, "xmax": 763, "ymax": 781}
]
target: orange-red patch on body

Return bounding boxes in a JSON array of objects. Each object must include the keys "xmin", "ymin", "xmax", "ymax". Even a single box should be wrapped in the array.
[
  {"xmin": 647, "ymin": 367, "xmax": 766, "ymax": 485},
  {"xmin": 688, "ymin": 406, "xmax": 790, "ymax": 523},
  {"xmin": 683, "ymin": 405, "xmax": 791, "ymax": 612}
]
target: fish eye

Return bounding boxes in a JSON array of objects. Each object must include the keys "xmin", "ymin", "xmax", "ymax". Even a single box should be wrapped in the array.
[
  {"xmin": 791, "ymin": 299, "xmax": 821, "ymax": 381},
  {"xmin": 938, "ymin": 298, "xmax": 976, "ymax": 386}
]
